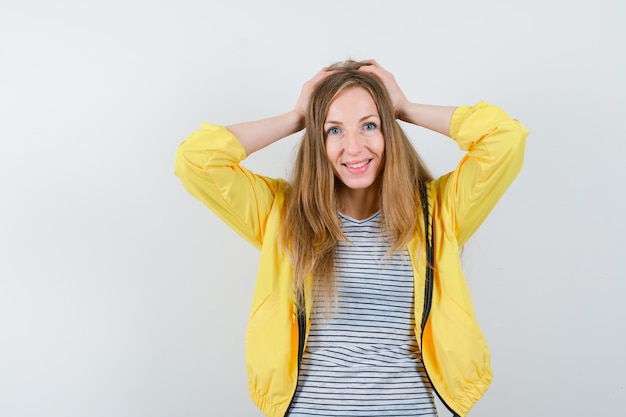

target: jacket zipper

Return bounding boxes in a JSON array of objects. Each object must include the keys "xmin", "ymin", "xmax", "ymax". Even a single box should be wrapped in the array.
[
  {"xmin": 419, "ymin": 182, "xmax": 460, "ymax": 417},
  {"xmin": 284, "ymin": 300, "xmax": 306, "ymax": 416}
]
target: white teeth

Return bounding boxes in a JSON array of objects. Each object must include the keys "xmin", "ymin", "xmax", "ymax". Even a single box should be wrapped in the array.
[{"xmin": 345, "ymin": 160, "xmax": 369, "ymax": 169}]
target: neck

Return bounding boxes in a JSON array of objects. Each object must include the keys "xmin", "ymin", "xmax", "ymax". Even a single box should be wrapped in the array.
[{"xmin": 338, "ymin": 188, "xmax": 380, "ymax": 220}]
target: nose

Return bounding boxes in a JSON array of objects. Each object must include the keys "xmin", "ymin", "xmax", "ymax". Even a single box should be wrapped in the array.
[{"xmin": 345, "ymin": 129, "xmax": 364, "ymax": 155}]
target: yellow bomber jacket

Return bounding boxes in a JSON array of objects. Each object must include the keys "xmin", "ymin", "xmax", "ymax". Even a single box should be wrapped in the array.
[{"xmin": 174, "ymin": 101, "xmax": 528, "ymax": 417}]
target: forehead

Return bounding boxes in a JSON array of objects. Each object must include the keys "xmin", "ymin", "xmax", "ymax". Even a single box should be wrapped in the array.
[{"xmin": 325, "ymin": 87, "xmax": 378, "ymax": 121}]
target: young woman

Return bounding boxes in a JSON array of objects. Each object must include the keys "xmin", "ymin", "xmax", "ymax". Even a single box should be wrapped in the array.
[{"xmin": 174, "ymin": 60, "xmax": 528, "ymax": 417}]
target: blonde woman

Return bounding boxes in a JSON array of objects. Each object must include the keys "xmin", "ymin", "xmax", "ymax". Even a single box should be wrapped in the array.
[{"xmin": 175, "ymin": 60, "xmax": 528, "ymax": 417}]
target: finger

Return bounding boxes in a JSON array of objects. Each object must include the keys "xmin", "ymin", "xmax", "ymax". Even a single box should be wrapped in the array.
[
  {"xmin": 309, "ymin": 67, "xmax": 336, "ymax": 84},
  {"xmin": 359, "ymin": 58, "xmax": 378, "ymax": 67},
  {"xmin": 358, "ymin": 64, "xmax": 377, "ymax": 74},
  {"xmin": 358, "ymin": 61, "xmax": 386, "ymax": 77},
  {"xmin": 310, "ymin": 71, "xmax": 337, "ymax": 92}
]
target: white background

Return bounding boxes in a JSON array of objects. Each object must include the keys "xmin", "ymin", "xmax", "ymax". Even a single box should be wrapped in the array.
[{"xmin": 1, "ymin": 0, "xmax": 624, "ymax": 416}]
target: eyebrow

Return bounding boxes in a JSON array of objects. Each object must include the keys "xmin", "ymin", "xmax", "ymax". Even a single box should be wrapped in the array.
[{"xmin": 324, "ymin": 115, "xmax": 380, "ymax": 125}]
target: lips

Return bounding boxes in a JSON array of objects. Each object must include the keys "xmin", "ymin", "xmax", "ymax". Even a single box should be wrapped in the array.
[{"xmin": 343, "ymin": 159, "xmax": 371, "ymax": 169}]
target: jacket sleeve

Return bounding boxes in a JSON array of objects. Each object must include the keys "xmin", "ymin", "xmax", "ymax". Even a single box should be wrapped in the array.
[
  {"xmin": 174, "ymin": 123, "xmax": 282, "ymax": 250},
  {"xmin": 432, "ymin": 101, "xmax": 528, "ymax": 247}
]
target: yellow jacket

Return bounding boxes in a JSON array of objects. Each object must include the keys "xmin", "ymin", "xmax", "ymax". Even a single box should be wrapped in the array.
[{"xmin": 174, "ymin": 101, "xmax": 528, "ymax": 417}]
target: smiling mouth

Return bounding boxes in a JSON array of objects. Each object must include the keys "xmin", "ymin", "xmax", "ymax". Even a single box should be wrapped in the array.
[{"xmin": 344, "ymin": 159, "xmax": 371, "ymax": 169}]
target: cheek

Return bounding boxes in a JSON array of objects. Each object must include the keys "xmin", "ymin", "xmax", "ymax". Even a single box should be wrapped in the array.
[
  {"xmin": 325, "ymin": 147, "xmax": 344, "ymax": 176},
  {"xmin": 324, "ymin": 142, "xmax": 339, "ymax": 161},
  {"xmin": 376, "ymin": 135, "xmax": 386, "ymax": 156}
]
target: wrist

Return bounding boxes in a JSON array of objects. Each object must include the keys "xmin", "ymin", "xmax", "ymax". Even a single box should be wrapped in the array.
[
  {"xmin": 292, "ymin": 108, "xmax": 306, "ymax": 130},
  {"xmin": 395, "ymin": 100, "xmax": 413, "ymax": 122},
  {"xmin": 286, "ymin": 109, "xmax": 306, "ymax": 133}
]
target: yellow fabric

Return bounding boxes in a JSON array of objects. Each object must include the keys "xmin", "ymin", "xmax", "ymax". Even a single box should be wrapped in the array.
[{"xmin": 174, "ymin": 101, "xmax": 528, "ymax": 417}]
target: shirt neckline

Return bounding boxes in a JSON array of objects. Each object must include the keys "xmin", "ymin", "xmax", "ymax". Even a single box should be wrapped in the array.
[{"xmin": 338, "ymin": 210, "xmax": 382, "ymax": 224}]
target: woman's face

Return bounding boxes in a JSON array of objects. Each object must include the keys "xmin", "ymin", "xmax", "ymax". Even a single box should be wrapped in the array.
[{"xmin": 324, "ymin": 86, "xmax": 385, "ymax": 195}]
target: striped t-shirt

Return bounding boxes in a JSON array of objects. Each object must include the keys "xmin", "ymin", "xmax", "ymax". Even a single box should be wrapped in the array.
[{"xmin": 287, "ymin": 212, "xmax": 437, "ymax": 416}]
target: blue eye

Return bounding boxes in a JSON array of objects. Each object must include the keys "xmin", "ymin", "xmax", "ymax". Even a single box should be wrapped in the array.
[
  {"xmin": 327, "ymin": 127, "xmax": 341, "ymax": 136},
  {"xmin": 363, "ymin": 122, "xmax": 377, "ymax": 131}
]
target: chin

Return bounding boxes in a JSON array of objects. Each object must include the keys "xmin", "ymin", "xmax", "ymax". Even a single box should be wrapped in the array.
[{"xmin": 343, "ymin": 179, "xmax": 377, "ymax": 190}]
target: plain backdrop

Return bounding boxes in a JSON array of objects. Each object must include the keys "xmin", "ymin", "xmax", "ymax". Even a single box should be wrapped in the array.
[{"xmin": 1, "ymin": 0, "xmax": 624, "ymax": 416}]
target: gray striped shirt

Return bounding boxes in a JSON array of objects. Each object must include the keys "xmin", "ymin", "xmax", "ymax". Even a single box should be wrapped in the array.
[{"xmin": 287, "ymin": 212, "xmax": 437, "ymax": 416}]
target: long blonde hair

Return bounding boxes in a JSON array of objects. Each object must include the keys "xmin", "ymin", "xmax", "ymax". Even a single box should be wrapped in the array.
[{"xmin": 281, "ymin": 60, "xmax": 433, "ymax": 307}]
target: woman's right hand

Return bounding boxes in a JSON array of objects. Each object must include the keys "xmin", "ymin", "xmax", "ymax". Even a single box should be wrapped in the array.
[
  {"xmin": 293, "ymin": 67, "xmax": 336, "ymax": 125},
  {"xmin": 228, "ymin": 67, "xmax": 336, "ymax": 156}
]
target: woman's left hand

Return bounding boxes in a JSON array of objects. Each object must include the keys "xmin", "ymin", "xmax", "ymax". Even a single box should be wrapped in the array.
[{"xmin": 358, "ymin": 59, "xmax": 410, "ymax": 120}]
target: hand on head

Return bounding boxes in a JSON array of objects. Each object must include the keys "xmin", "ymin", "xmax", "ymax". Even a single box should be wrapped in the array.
[
  {"xmin": 358, "ymin": 59, "xmax": 409, "ymax": 119},
  {"xmin": 294, "ymin": 67, "xmax": 337, "ymax": 121},
  {"xmin": 295, "ymin": 60, "xmax": 409, "ymax": 124}
]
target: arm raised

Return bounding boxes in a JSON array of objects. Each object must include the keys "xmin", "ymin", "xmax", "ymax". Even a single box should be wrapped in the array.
[
  {"xmin": 358, "ymin": 59, "xmax": 456, "ymax": 137},
  {"xmin": 227, "ymin": 67, "xmax": 336, "ymax": 155}
]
